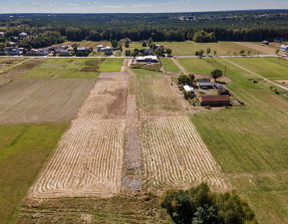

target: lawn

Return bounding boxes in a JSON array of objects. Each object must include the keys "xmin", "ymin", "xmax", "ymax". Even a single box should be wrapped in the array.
[
  {"xmin": 228, "ymin": 57, "xmax": 288, "ymax": 80},
  {"xmin": 0, "ymin": 122, "xmax": 69, "ymax": 224},
  {"xmin": 160, "ymin": 58, "xmax": 181, "ymax": 73},
  {"xmin": 20, "ymin": 58, "xmax": 104, "ymax": 79},
  {"xmin": 156, "ymin": 41, "xmax": 262, "ymax": 56},
  {"xmin": 98, "ymin": 58, "xmax": 124, "ymax": 72},
  {"xmin": 179, "ymin": 58, "xmax": 288, "ymax": 223}
]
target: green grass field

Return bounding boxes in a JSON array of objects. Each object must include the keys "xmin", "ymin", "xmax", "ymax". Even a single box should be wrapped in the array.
[
  {"xmin": 0, "ymin": 123, "xmax": 69, "ymax": 224},
  {"xmin": 228, "ymin": 57, "xmax": 288, "ymax": 80},
  {"xmin": 98, "ymin": 58, "xmax": 124, "ymax": 72},
  {"xmin": 178, "ymin": 58, "xmax": 288, "ymax": 223},
  {"xmin": 160, "ymin": 58, "xmax": 181, "ymax": 73},
  {"xmin": 267, "ymin": 57, "xmax": 288, "ymax": 67},
  {"xmin": 21, "ymin": 58, "xmax": 104, "ymax": 79},
  {"xmin": 156, "ymin": 41, "xmax": 263, "ymax": 56}
]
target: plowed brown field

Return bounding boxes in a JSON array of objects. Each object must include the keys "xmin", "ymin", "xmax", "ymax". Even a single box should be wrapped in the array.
[{"xmin": 0, "ymin": 79, "xmax": 95, "ymax": 124}]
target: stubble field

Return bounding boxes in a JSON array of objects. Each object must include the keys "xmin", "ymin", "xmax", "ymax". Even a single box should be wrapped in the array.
[{"xmin": 29, "ymin": 72, "xmax": 129, "ymax": 199}]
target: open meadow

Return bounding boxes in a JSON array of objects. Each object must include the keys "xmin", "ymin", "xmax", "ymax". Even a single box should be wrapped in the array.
[
  {"xmin": 157, "ymin": 41, "xmax": 266, "ymax": 56},
  {"xmin": 160, "ymin": 58, "xmax": 181, "ymax": 73},
  {"xmin": 0, "ymin": 123, "xmax": 69, "ymax": 224},
  {"xmin": 228, "ymin": 57, "xmax": 288, "ymax": 80},
  {"xmin": 178, "ymin": 57, "xmax": 288, "ymax": 223}
]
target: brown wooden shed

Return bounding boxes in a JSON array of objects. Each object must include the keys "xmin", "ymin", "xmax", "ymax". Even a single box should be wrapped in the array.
[{"xmin": 199, "ymin": 95, "xmax": 230, "ymax": 106}]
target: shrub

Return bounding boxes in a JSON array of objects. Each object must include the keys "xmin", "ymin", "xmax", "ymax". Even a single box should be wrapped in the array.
[
  {"xmin": 161, "ymin": 183, "xmax": 258, "ymax": 224},
  {"xmin": 178, "ymin": 75, "xmax": 190, "ymax": 85}
]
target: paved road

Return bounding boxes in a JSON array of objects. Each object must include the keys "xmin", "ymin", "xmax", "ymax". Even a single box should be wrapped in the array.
[{"xmin": 223, "ymin": 57, "xmax": 288, "ymax": 91}]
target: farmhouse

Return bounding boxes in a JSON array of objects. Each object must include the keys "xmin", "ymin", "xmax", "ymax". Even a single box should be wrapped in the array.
[
  {"xmin": 97, "ymin": 45, "xmax": 104, "ymax": 52},
  {"xmin": 280, "ymin": 44, "xmax": 288, "ymax": 52},
  {"xmin": 19, "ymin": 32, "xmax": 28, "ymax": 38},
  {"xmin": 4, "ymin": 47, "xmax": 19, "ymax": 55},
  {"xmin": 104, "ymin": 46, "xmax": 113, "ymax": 55},
  {"xmin": 197, "ymin": 78, "xmax": 213, "ymax": 89},
  {"xmin": 136, "ymin": 56, "xmax": 158, "ymax": 63},
  {"xmin": 262, "ymin": 40, "xmax": 269, "ymax": 45},
  {"xmin": 38, "ymin": 49, "xmax": 49, "ymax": 56},
  {"xmin": 199, "ymin": 95, "xmax": 230, "ymax": 106},
  {"xmin": 145, "ymin": 47, "xmax": 153, "ymax": 55},
  {"xmin": 0, "ymin": 32, "xmax": 4, "ymax": 36},
  {"xmin": 59, "ymin": 49, "xmax": 69, "ymax": 56}
]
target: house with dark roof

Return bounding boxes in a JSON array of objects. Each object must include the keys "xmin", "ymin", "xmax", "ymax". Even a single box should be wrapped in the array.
[
  {"xmin": 197, "ymin": 78, "xmax": 213, "ymax": 89},
  {"xmin": 199, "ymin": 95, "xmax": 230, "ymax": 106}
]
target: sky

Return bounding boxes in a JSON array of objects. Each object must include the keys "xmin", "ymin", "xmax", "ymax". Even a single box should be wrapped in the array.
[{"xmin": 0, "ymin": 0, "xmax": 287, "ymax": 13}]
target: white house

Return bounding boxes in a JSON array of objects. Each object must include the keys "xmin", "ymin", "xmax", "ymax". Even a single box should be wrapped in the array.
[
  {"xmin": 97, "ymin": 45, "xmax": 104, "ymax": 52},
  {"xmin": 19, "ymin": 32, "xmax": 28, "ymax": 38},
  {"xmin": 0, "ymin": 32, "xmax": 5, "ymax": 36},
  {"xmin": 136, "ymin": 56, "xmax": 158, "ymax": 63},
  {"xmin": 280, "ymin": 45, "xmax": 288, "ymax": 52}
]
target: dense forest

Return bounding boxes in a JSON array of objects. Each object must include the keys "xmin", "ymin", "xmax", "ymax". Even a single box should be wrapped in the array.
[{"xmin": 0, "ymin": 10, "xmax": 288, "ymax": 48}]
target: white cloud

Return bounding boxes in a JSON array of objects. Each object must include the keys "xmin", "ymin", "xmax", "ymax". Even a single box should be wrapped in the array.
[{"xmin": 104, "ymin": 5, "xmax": 124, "ymax": 8}]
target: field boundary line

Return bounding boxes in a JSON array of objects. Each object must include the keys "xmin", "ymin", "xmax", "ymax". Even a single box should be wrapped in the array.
[
  {"xmin": 172, "ymin": 58, "xmax": 188, "ymax": 75},
  {"xmin": 223, "ymin": 57, "xmax": 288, "ymax": 91}
]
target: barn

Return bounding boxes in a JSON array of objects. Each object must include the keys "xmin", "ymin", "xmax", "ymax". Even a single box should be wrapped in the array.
[{"xmin": 199, "ymin": 95, "xmax": 230, "ymax": 106}]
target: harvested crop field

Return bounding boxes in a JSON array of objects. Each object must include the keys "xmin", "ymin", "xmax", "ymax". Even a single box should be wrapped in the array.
[
  {"xmin": 29, "ymin": 72, "xmax": 129, "ymax": 198},
  {"xmin": 0, "ymin": 79, "xmax": 95, "ymax": 124},
  {"xmin": 141, "ymin": 116, "xmax": 229, "ymax": 193},
  {"xmin": 233, "ymin": 42, "xmax": 276, "ymax": 55}
]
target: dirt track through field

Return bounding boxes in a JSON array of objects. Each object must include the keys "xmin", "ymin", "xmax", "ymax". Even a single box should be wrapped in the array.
[{"xmin": 29, "ymin": 71, "xmax": 129, "ymax": 198}]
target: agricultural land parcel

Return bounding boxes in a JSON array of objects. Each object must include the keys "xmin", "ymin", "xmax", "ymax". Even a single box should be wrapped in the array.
[
  {"xmin": 157, "ymin": 41, "xmax": 268, "ymax": 56},
  {"xmin": 134, "ymin": 69, "xmax": 229, "ymax": 194},
  {"xmin": 0, "ymin": 58, "xmax": 122, "ymax": 223},
  {"xmin": 0, "ymin": 58, "xmax": 108, "ymax": 124},
  {"xmin": 160, "ymin": 58, "xmax": 181, "ymax": 73},
  {"xmin": 178, "ymin": 57, "xmax": 288, "ymax": 224}
]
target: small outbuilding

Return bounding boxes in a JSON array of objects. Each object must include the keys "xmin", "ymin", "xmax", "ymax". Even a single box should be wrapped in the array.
[
  {"xmin": 199, "ymin": 95, "xmax": 230, "ymax": 106},
  {"xmin": 183, "ymin": 85, "xmax": 194, "ymax": 93},
  {"xmin": 262, "ymin": 40, "xmax": 269, "ymax": 45}
]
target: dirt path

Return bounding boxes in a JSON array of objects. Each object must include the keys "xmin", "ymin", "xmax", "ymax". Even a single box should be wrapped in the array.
[
  {"xmin": 122, "ymin": 58, "xmax": 143, "ymax": 192},
  {"xmin": 223, "ymin": 57, "xmax": 288, "ymax": 91},
  {"xmin": 172, "ymin": 58, "xmax": 188, "ymax": 75}
]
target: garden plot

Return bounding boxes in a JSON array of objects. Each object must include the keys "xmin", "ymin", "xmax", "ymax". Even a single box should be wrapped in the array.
[
  {"xmin": 0, "ymin": 79, "xmax": 95, "ymax": 124},
  {"xmin": 141, "ymin": 116, "xmax": 229, "ymax": 193},
  {"xmin": 29, "ymin": 72, "xmax": 129, "ymax": 198}
]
